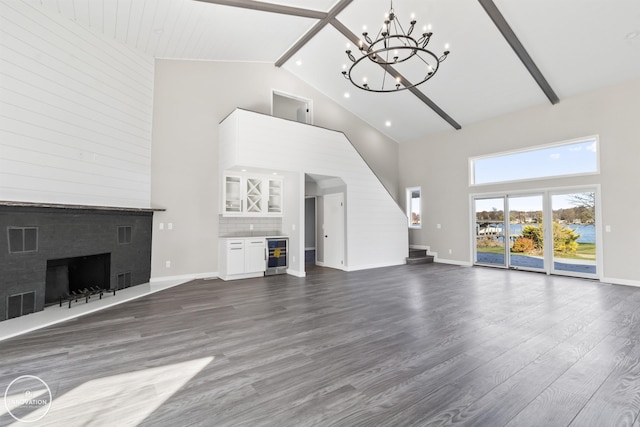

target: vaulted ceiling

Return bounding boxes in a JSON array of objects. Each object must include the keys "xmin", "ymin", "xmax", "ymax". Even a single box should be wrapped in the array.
[{"xmin": 22, "ymin": 0, "xmax": 640, "ymax": 143}]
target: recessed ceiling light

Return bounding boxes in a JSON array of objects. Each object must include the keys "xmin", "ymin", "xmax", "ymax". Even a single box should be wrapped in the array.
[
  {"xmin": 344, "ymin": 92, "xmax": 350, "ymax": 98},
  {"xmin": 295, "ymin": 59, "xmax": 302, "ymax": 66},
  {"xmin": 385, "ymin": 121, "xmax": 392, "ymax": 127},
  {"xmin": 241, "ymin": 169, "xmax": 247, "ymax": 172},
  {"xmin": 625, "ymin": 31, "xmax": 639, "ymax": 40}
]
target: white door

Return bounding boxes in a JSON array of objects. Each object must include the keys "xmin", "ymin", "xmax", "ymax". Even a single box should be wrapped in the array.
[{"xmin": 323, "ymin": 193, "xmax": 344, "ymax": 269}]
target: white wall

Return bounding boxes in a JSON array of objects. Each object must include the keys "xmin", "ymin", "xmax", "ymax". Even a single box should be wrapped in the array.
[
  {"xmin": 399, "ymin": 77, "xmax": 640, "ymax": 285},
  {"xmin": 150, "ymin": 60, "xmax": 400, "ymax": 280},
  {"xmin": 281, "ymin": 171, "xmax": 304, "ymax": 276},
  {"xmin": 220, "ymin": 110, "xmax": 408, "ymax": 272},
  {"xmin": 0, "ymin": 1, "xmax": 154, "ymax": 208}
]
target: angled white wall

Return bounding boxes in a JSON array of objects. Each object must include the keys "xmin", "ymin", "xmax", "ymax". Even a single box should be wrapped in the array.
[
  {"xmin": 0, "ymin": 1, "xmax": 154, "ymax": 208},
  {"xmin": 220, "ymin": 109, "xmax": 408, "ymax": 272}
]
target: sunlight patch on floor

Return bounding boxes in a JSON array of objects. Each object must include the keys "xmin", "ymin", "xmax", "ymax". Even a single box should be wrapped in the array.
[{"xmin": 9, "ymin": 357, "xmax": 214, "ymax": 426}]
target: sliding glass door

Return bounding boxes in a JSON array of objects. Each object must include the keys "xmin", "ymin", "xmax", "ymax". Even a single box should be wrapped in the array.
[
  {"xmin": 551, "ymin": 191, "xmax": 597, "ymax": 277},
  {"xmin": 508, "ymin": 195, "xmax": 545, "ymax": 272},
  {"xmin": 473, "ymin": 188, "xmax": 599, "ymax": 278},
  {"xmin": 475, "ymin": 197, "xmax": 506, "ymax": 267}
]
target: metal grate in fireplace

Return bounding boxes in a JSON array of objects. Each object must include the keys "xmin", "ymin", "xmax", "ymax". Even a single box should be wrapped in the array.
[{"xmin": 45, "ymin": 253, "xmax": 111, "ymax": 306}]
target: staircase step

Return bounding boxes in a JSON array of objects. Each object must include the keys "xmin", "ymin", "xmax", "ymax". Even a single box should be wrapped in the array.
[
  {"xmin": 406, "ymin": 249, "xmax": 434, "ymax": 265},
  {"xmin": 409, "ymin": 249, "xmax": 427, "ymax": 258}
]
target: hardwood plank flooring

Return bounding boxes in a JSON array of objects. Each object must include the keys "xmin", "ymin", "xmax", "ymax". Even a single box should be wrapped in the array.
[{"xmin": 2, "ymin": 264, "xmax": 640, "ymax": 426}]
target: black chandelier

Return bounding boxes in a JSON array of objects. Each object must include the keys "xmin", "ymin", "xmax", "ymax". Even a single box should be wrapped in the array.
[{"xmin": 341, "ymin": 1, "xmax": 450, "ymax": 93}]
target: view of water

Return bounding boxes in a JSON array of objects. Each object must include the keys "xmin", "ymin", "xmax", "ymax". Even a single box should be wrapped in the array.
[
  {"xmin": 510, "ymin": 224, "xmax": 595, "ymax": 243},
  {"xmin": 479, "ymin": 223, "xmax": 596, "ymax": 244}
]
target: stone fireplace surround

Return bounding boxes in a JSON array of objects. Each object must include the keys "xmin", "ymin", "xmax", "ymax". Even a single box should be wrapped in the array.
[{"xmin": 0, "ymin": 202, "xmax": 158, "ymax": 321}]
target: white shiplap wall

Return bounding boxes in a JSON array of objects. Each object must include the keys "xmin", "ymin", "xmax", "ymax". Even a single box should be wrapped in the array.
[
  {"xmin": 0, "ymin": 0, "xmax": 154, "ymax": 207},
  {"xmin": 220, "ymin": 109, "xmax": 408, "ymax": 271}
]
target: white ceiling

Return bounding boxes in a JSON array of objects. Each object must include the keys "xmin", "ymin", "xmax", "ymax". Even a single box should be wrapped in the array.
[{"xmin": 23, "ymin": 0, "xmax": 640, "ymax": 143}]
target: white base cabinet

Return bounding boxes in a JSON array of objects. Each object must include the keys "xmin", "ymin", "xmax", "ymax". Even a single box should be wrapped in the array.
[{"xmin": 219, "ymin": 237, "xmax": 266, "ymax": 281}]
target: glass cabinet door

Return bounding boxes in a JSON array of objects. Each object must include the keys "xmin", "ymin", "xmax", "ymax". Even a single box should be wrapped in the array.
[
  {"xmin": 268, "ymin": 179, "xmax": 282, "ymax": 214},
  {"xmin": 224, "ymin": 176, "xmax": 242, "ymax": 213}
]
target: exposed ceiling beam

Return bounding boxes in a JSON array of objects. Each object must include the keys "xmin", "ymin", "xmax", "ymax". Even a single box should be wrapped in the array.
[
  {"xmin": 331, "ymin": 18, "xmax": 462, "ymax": 131},
  {"xmin": 275, "ymin": 0, "xmax": 354, "ymax": 67},
  {"xmin": 194, "ymin": 0, "xmax": 325, "ymax": 19},
  {"xmin": 478, "ymin": 0, "xmax": 559, "ymax": 105},
  {"xmin": 197, "ymin": 0, "xmax": 461, "ymax": 131}
]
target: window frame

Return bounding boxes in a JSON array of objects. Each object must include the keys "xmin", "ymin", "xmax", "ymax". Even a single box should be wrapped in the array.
[
  {"xmin": 7, "ymin": 226, "xmax": 38, "ymax": 254},
  {"xmin": 406, "ymin": 186, "xmax": 422, "ymax": 229},
  {"xmin": 117, "ymin": 225, "xmax": 132, "ymax": 245},
  {"xmin": 469, "ymin": 135, "xmax": 600, "ymax": 186}
]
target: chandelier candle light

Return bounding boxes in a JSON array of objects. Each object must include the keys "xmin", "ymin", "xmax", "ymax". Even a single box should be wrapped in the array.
[{"xmin": 341, "ymin": 0, "xmax": 450, "ymax": 92}]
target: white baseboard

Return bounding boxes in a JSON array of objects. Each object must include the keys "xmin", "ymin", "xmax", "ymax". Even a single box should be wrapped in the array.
[
  {"xmin": 287, "ymin": 269, "xmax": 306, "ymax": 277},
  {"xmin": 601, "ymin": 276, "xmax": 640, "ymax": 288},
  {"xmin": 218, "ymin": 272, "xmax": 264, "ymax": 281},
  {"xmin": 434, "ymin": 257, "xmax": 473, "ymax": 267},
  {"xmin": 344, "ymin": 260, "xmax": 406, "ymax": 272},
  {"xmin": 150, "ymin": 272, "xmax": 219, "ymax": 283}
]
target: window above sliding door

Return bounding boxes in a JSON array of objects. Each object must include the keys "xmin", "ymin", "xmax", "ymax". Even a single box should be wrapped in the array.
[{"xmin": 470, "ymin": 136, "xmax": 599, "ymax": 186}]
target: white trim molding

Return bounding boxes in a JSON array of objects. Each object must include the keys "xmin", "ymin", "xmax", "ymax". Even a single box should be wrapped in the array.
[{"xmin": 601, "ymin": 277, "xmax": 640, "ymax": 288}]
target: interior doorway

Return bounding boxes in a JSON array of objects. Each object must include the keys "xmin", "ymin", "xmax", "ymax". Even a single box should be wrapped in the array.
[
  {"xmin": 272, "ymin": 91, "xmax": 312, "ymax": 124},
  {"xmin": 305, "ymin": 197, "xmax": 316, "ymax": 264}
]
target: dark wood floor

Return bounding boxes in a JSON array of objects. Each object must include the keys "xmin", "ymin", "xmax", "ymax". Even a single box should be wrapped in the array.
[{"xmin": 2, "ymin": 264, "xmax": 640, "ymax": 426}]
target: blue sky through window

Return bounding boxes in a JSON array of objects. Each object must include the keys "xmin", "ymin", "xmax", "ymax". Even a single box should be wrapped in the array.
[{"xmin": 473, "ymin": 138, "xmax": 598, "ymax": 185}]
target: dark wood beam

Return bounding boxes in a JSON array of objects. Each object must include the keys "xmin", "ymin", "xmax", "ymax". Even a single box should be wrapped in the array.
[
  {"xmin": 275, "ymin": 0, "xmax": 354, "ymax": 67},
  {"xmin": 197, "ymin": 0, "xmax": 461, "ymax": 131},
  {"xmin": 478, "ymin": 0, "xmax": 559, "ymax": 104},
  {"xmin": 194, "ymin": 0, "xmax": 326, "ymax": 19},
  {"xmin": 331, "ymin": 18, "xmax": 462, "ymax": 131}
]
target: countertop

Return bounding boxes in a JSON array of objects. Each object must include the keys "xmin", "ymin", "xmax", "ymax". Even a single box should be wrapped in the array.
[{"xmin": 219, "ymin": 234, "xmax": 288, "ymax": 239}]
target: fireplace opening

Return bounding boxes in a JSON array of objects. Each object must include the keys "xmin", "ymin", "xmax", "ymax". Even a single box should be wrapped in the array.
[{"xmin": 45, "ymin": 253, "xmax": 111, "ymax": 306}]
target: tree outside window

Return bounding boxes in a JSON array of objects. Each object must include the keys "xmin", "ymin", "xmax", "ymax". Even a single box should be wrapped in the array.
[{"xmin": 406, "ymin": 187, "xmax": 421, "ymax": 228}]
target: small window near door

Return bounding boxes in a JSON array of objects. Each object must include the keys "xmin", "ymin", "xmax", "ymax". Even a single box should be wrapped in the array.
[{"xmin": 406, "ymin": 187, "xmax": 421, "ymax": 228}]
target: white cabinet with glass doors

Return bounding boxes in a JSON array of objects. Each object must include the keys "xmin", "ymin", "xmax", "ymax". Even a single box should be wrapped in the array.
[{"xmin": 222, "ymin": 174, "xmax": 283, "ymax": 216}]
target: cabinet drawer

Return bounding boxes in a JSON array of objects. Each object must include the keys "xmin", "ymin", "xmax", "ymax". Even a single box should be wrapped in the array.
[
  {"xmin": 245, "ymin": 239, "xmax": 265, "ymax": 247},
  {"xmin": 226, "ymin": 240, "xmax": 244, "ymax": 249}
]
